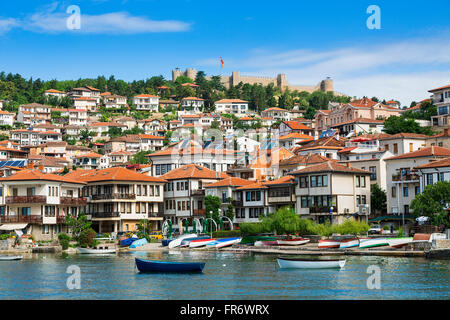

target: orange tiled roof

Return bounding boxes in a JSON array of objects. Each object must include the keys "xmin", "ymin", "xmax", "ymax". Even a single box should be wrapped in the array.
[
  {"xmin": 215, "ymin": 99, "xmax": 248, "ymax": 103},
  {"xmin": 139, "ymin": 134, "xmax": 165, "ymax": 140},
  {"xmin": 45, "ymin": 89, "xmax": 66, "ymax": 94},
  {"xmin": 262, "ymin": 107, "xmax": 288, "ymax": 112},
  {"xmin": 385, "ymin": 146, "xmax": 450, "ymax": 161},
  {"xmin": 263, "ymin": 175, "xmax": 295, "ymax": 185},
  {"xmin": 415, "ymin": 157, "xmax": 450, "ymax": 169},
  {"xmin": 378, "ymin": 132, "xmax": 429, "ymax": 140},
  {"xmin": 279, "ymin": 153, "xmax": 332, "ymax": 166},
  {"xmin": 182, "ymin": 97, "xmax": 205, "ymax": 101},
  {"xmin": 279, "ymin": 133, "xmax": 314, "ymax": 141},
  {"xmin": 204, "ymin": 177, "xmax": 254, "ymax": 188},
  {"xmin": 428, "ymin": 84, "xmax": 450, "ymax": 92},
  {"xmin": 283, "ymin": 121, "xmax": 313, "ymax": 131},
  {"xmin": 291, "ymin": 161, "xmax": 371, "ymax": 175},
  {"xmin": 75, "ymin": 152, "xmax": 103, "ymax": 158},
  {"xmin": 135, "ymin": 94, "xmax": 159, "ymax": 98},
  {"xmin": 161, "ymin": 164, "xmax": 229, "ymax": 180},
  {"xmin": 236, "ymin": 181, "xmax": 268, "ymax": 190},
  {"xmin": 65, "ymin": 167, "xmax": 166, "ymax": 183},
  {"xmin": 0, "ymin": 169, "xmax": 85, "ymax": 184}
]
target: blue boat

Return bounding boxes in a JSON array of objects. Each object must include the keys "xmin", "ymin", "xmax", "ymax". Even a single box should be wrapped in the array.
[
  {"xmin": 120, "ymin": 237, "xmax": 139, "ymax": 246},
  {"xmin": 135, "ymin": 258, "xmax": 205, "ymax": 273},
  {"xmin": 180, "ymin": 236, "xmax": 211, "ymax": 247},
  {"xmin": 130, "ymin": 238, "xmax": 148, "ymax": 248},
  {"xmin": 162, "ymin": 239, "xmax": 173, "ymax": 247}
]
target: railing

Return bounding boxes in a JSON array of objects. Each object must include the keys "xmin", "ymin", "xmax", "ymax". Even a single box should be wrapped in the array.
[
  {"xmin": 89, "ymin": 212, "xmax": 121, "ymax": 218},
  {"xmin": 6, "ymin": 196, "xmax": 47, "ymax": 204},
  {"xmin": 193, "ymin": 209, "xmax": 206, "ymax": 216},
  {"xmin": 268, "ymin": 195, "xmax": 295, "ymax": 203},
  {"xmin": 60, "ymin": 197, "xmax": 87, "ymax": 205},
  {"xmin": 91, "ymin": 193, "xmax": 136, "ymax": 200},
  {"xmin": 392, "ymin": 174, "xmax": 420, "ymax": 182},
  {"xmin": 232, "ymin": 200, "xmax": 243, "ymax": 207},
  {"xmin": 0, "ymin": 215, "xmax": 43, "ymax": 223},
  {"xmin": 190, "ymin": 189, "xmax": 205, "ymax": 196},
  {"xmin": 309, "ymin": 206, "xmax": 338, "ymax": 214},
  {"xmin": 56, "ymin": 216, "xmax": 66, "ymax": 223}
]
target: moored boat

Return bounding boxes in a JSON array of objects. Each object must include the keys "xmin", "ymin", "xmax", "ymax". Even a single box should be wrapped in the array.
[
  {"xmin": 276, "ymin": 238, "xmax": 310, "ymax": 246},
  {"xmin": 277, "ymin": 257, "xmax": 346, "ymax": 269},
  {"xmin": 339, "ymin": 238, "xmax": 359, "ymax": 249},
  {"xmin": 386, "ymin": 237, "xmax": 413, "ymax": 248},
  {"xmin": 359, "ymin": 238, "xmax": 388, "ymax": 249},
  {"xmin": 162, "ymin": 239, "xmax": 173, "ymax": 247},
  {"xmin": 0, "ymin": 255, "xmax": 23, "ymax": 261},
  {"xmin": 168, "ymin": 234, "xmax": 198, "ymax": 249},
  {"xmin": 215, "ymin": 237, "xmax": 241, "ymax": 249},
  {"xmin": 318, "ymin": 239, "xmax": 341, "ymax": 249},
  {"xmin": 120, "ymin": 237, "xmax": 139, "ymax": 246},
  {"xmin": 77, "ymin": 247, "xmax": 117, "ymax": 254},
  {"xmin": 189, "ymin": 238, "xmax": 216, "ymax": 248},
  {"xmin": 240, "ymin": 236, "xmax": 277, "ymax": 245},
  {"xmin": 180, "ymin": 236, "xmax": 211, "ymax": 247},
  {"xmin": 130, "ymin": 238, "xmax": 148, "ymax": 249},
  {"xmin": 254, "ymin": 240, "xmax": 278, "ymax": 246},
  {"xmin": 135, "ymin": 258, "xmax": 205, "ymax": 273}
]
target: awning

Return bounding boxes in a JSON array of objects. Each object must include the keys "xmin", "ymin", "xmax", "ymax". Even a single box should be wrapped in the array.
[
  {"xmin": 369, "ymin": 215, "xmax": 414, "ymax": 222},
  {"xmin": 0, "ymin": 223, "xmax": 28, "ymax": 231}
]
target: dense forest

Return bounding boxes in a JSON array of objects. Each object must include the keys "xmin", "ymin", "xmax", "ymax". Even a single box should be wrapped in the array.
[{"xmin": 0, "ymin": 71, "xmax": 351, "ymax": 119}]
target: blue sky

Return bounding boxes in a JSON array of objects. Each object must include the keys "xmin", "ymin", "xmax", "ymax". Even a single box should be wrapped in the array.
[{"xmin": 0, "ymin": 0, "xmax": 449, "ymax": 105}]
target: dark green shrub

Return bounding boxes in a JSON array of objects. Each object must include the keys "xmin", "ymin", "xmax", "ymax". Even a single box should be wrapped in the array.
[{"xmin": 212, "ymin": 230, "xmax": 241, "ymax": 238}]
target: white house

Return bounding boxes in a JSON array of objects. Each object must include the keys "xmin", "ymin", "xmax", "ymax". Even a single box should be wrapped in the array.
[
  {"xmin": 0, "ymin": 110, "xmax": 15, "ymax": 126},
  {"xmin": 133, "ymin": 94, "xmax": 160, "ymax": 111},
  {"xmin": 214, "ymin": 99, "xmax": 248, "ymax": 117}
]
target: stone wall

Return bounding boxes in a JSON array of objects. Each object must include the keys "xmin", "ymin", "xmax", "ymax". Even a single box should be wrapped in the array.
[{"xmin": 0, "ymin": 239, "xmax": 11, "ymax": 250}]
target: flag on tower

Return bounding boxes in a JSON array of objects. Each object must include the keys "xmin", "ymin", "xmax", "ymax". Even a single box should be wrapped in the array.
[{"xmin": 220, "ymin": 57, "xmax": 224, "ymax": 68}]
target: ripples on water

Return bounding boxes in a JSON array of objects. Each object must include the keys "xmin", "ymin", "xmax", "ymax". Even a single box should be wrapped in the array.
[{"xmin": 0, "ymin": 251, "xmax": 449, "ymax": 300}]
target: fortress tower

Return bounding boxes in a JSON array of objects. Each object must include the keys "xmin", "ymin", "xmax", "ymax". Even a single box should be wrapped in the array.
[
  {"xmin": 172, "ymin": 68, "xmax": 197, "ymax": 81},
  {"xmin": 320, "ymin": 77, "xmax": 334, "ymax": 92}
]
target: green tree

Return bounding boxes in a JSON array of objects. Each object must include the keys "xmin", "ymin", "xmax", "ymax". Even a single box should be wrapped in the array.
[
  {"xmin": 259, "ymin": 206, "xmax": 300, "ymax": 235},
  {"xmin": 410, "ymin": 181, "xmax": 450, "ymax": 227},
  {"xmin": 205, "ymin": 195, "xmax": 221, "ymax": 224},
  {"xmin": 65, "ymin": 213, "xmax": 92, "ymax": 242},
  {"xmin": 383, "ymin": 116, "xmax": 434, "ymax": 135},
  {"xmin": 370, "ymin": 184, "xmax": 387, "ymax": 214}
]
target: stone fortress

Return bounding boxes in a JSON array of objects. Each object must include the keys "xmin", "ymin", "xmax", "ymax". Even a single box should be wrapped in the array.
[{"xmin": 172, "ymin": 68, "xmax": 334, "ymax": 93}]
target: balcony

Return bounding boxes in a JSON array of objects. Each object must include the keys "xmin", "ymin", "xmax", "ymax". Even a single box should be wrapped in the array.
[
  {"xmin": 91, "ymin": 193, "xmax": 136, "ymax": 200},
  {"xmin": 6, "ymin": 195, "xmax": 47, "ymax": 204},
  {"xmin": 309, "ymin": 206, "xmax": 338, "ymax": 214},
  {"xmin": 232, "ymin": 200, "xmax": 243, "ymax": 207},
  {"xmin": 60, "ymin": 197, "xmax": 87, "ymax": 205},
  {"xmin": 90, "ymin": 212, "xmax": 121, "ymax": 218},
  {"xmin": 190, "ymin": 189, "xmax": 205, "ymax": 196},
  {"xmin": 392, "ymin": 173, "xmax": 420, "ymax": 182},
  {"xmin": 0, "ymin": 215, "xmax": 43, "ymax": 223},
  {"xmin": 268, "ymin": 195, "xmax": 295, "ymax": 203},
  {"xmin": 193, "ymin": 209, "xmax": 206, "ymax": 216}
]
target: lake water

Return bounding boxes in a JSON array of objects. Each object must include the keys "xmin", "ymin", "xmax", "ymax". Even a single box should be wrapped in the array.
[{"xmin": 0, "ymin": 251, "xmax": 449, "ymax": 299}]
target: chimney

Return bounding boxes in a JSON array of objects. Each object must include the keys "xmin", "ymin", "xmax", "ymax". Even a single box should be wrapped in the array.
[{"xmin": 346, "ymin": 162, "xmax": 351, "ymax": 168}]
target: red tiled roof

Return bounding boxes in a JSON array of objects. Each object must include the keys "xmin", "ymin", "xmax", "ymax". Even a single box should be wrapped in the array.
[
  {"xmin": 378, "ymin": 132, "xmax": 429, "ymax": 140},
  {"xmin": 161, "ymin": 164, "xmax": 229, "ymax": 180},
  {"xmin": 263, "ymin": 175, "xmax": 295, "ymax": 186},
  {"xmin": 415, "ymin": 157, "xmax": 450, "ymax": 169},
  {"xmin": 75, "ymin": 152, "xmax": 103, "ymax": 158},
  {"xmin": 182, "ymin": 97, "xmax": 205, "ymax": 101},
  {"xmin": 338, "ymin": 147, "xmax": 358, "ymax": 153},
  {"xmin": 204, "ymin": 177, "xmax": 254, "ymax": 188},
  {"xmin": 283, "ymin": 121, "xmax": 313, "ymax": 131},
  {"xmin": 0, "ymin": 169, "xmax": 85, "ymax": 184},
  {"xmin": 236, "ymin": 181, "xmax": 268, "ymax": 190},
  {"xmin": 291, "ymin": 161, "xmax": 371, "ymax": 175},
  {"xmin": 65, "ymin": 167, "xmax": 166, "ymax": 183},
  {"xmin": 385, "ymin": 146, "xmax": 450, "ymax": 161},
  {"xmin": 135, "ymin": 94, "xmax": 159, "ymax": 98},
  {"xmin": 215, "ymin": 99, "xmax": 248, "ymax": 104},
  {"xmin": 428, "ymin": 84, "xmax": 450, "ymax": 92}
]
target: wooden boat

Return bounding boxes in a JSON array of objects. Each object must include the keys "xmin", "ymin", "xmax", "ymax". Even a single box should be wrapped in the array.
[
  {"xmin": 359, "ymin": 238, "xmax": 388, "ymax": 249},
  {"xmin": 215, "ymin": 237, "xmax": 241, "ymax": 249},
  {"xmin": 254, "ymin": 240, "xmax": 278, "ymax": 246},
  {"xmin": 339, "ymin": 238, "xmax": 359, "ymax": 249},
  {"xmin": 77, "ymin": 247, "xmax": 116, "ymax": 254},
  {"xmin": 387, "ymin": 237, "xmax": 413, "ymax": 248},
  {"xmin": 277, "ymin": 257, "xmax": 346, "ymax": 269},
  {"xmin": 130, "ymin": 238, "xmax": 148, "ymax": 249},
  {"xmin": 135, "ymin": 258, "xmax": 205, "ymax": 273},
  {"xmin": 180, "ymin": 236, "xmax": 211, "ymax": 247},
  {"xmin": 276, "ymin": 238, "xmax": 310, "ymax": 246},
  {"xmin": 189, "ymin": 238, "xmax": 216, "ymax": 248},
  {"xmin": 0, "ymin": 255, "xmax": 23, "ymax": 261},
  {"xmin": 168, "ymin": 234, "xmax": 198, "ymax": 249},
  {"xmin": 318, "ymin": 239, "xmax": 341, "ymax": 249}
]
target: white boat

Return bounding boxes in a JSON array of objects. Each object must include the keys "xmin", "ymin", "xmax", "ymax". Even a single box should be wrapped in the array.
[
  {"xmin": 168, "ymin": 233, "xmax": 198, "ymax": 249},
  {"xmin": 430, "ymin": 233, "xmax": 447, "ymax": 242},
  {"xmin": 277, "ymin": 257, "xmax": 346, "ymax": 269},
  {"xmin": 318, "ymin": 240, "xmax": 341, "ymax": 249},
  {"xmin": 276, "ymin": 238, "xmax": 310, "ymax": 246},
  {"xmin": 387, "ymin": 237, "xmax": 413, "ymax": 248},
  {"xmin": 77, "ymin": 247, "xmax": 116, "ymax": 254},
  {"xmin": 189, "ymin": 239, "xmax": 216, "ymax": 248},
  {"xmin": 0, "ymin": 255, "xmax": 23, "ymax": 261},
  {"xmin": 359, "ymin": 238, "xmax": 388, "ymax": 249},
  {"xmin": 216, "ymin": 237, "xmax": 241, "ymax": 249},
  {"xmin": 339, "ymin": 238, "xmax": 360, "ymax": 249}
]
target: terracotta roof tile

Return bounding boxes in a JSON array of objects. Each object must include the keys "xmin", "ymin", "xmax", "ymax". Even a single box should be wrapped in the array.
[
  {"xmin": 415, "ymin": 157, "xmax": 450, "ymax": 169},
  {"xmin": 385, "ymin": 146, "xmax": 450, "ymax": 161},
  {"xmin": 65, "ymin": 167, "xmax": 166, "ymax": 183},
  {"xmin": 161, "ymin": 164, "xmax": 229, "ymax": 180},
  {"xmin": 0, "ymin": 169, "xmax": 85, "ymax": 184},
  {"xmin": 291, "ymin": 161, "xmax": 371, "ymax": 175},
  {"xmin": 204, "ymin": 177, "xmax": 254, "ymax": 188}
]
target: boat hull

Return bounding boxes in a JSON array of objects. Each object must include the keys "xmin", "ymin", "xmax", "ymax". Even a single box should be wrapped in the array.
[
  {"xmin": 318, "ymin": 240, "xmax": 341, "ymax": 249},
  {"xmin": 130, "ymin": 238, "xmax": 148, "ymax": 249},
  {"xmin": 180, "ymin": 236, "xmax": 211, "ymax": 247},
  {"xmin": 339, "ymin": 239, "xmax": 359, "ymax": 249},
  {"xmin": 168, "ymin": 234, "xmax": 198, "ymax": 249},
  {"xmin": 359, "ymin": 238, "xmax": 388, "ymax": 249},
  {"xmin": 0, "ymin": 255, "xmax": 23, "ymax": 261},
  {"xmin": 387, "ymin": 237, "xmax": 413, "ymax": 248},
  {"xmin": 135, "ymin": 258, "xmax": 205, "ymax": 273},
  {"xmin": 277, "ymin": 258, "xmax": 346, "ymax": 269},
  {"xmin": 120, "ymin": 237, "xmax": 138, "ymax": 246},
  {"xmin": 277, "ymin": 239, "xmax": 310, "ymax": 246},
  {"xmin": 254, "ymin": 240, "xmax": 278, "ymax": 246},
  {"xmin": 189, "ymin": 239, "xmax": 216, "ymax": 248},
  {"xmin": 216, "ymin": 237, "xmax": 241, "ymax": 249},
  {"xmin": 77, "ymin": 247, "xmax": 116, "ymax": 254}
]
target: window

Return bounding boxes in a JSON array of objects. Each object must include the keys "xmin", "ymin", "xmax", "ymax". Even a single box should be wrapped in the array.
[
  {"xmin": 393, "ymin": 143, "xmax": 398, "ymax": 154},
  {"xmin": 409, "ymin": 143, "xmax": 413, "ymax": 152},
  {"xmin": 361, "ymin": 195, "xmax": 367, "ymax": 204},
  {"xmin": 311, "ymin": 176, "xmax": 317, "ymax": 187},
  {"xmin": 360, "ymin": 176, "xmax": 366, "ymax": 188},
  {"xmin": 384, "ymin": 144, "xmax": 389, "ymax": 151},
  {"xmin": 356, "ymin": 176, "xmax": 360, "ymax": 187},
  {"xmin": 392, "ymin": 187, "xmax": 396, "ymax": 198},
  {"xmin": 415, "ymin": 186, "xmax": 420, "ymax": 196},
  {"xmin": 403, "ymin": 187, "xmax": 408, "ymax": 197},
  {"xmin": 369, "ymin": 167, "xmax": 377, "ymax": 180},
  {"xmin": 299, "ymin": 177, "xmax": 308, "ymax": 188},
  {"xmin": 427, "ymin": 174, "xmax": 433, "ymax": 185}
]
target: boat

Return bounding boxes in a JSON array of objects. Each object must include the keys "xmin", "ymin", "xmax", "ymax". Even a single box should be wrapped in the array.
[
  {"xmin": 386, "ymin": 237, "xmax": 413, "ymax": 248},
  {"xmin": 254, "ymin": 240, "xmax": 278, "ymax": 246},
  {"xmin": 0, "ymin": 255, "xmax": 23, "ymax": 261},
  {"xmin": 162, "ymin": 239, "xmax": 173, "ymax": 247},
  {"xmin": 135, "ymin": 258, "xmax": 205, "ymax": 273},
  {"xmin": 120, "ymin": 237, "xmax": 139, "ymax": 246},
  {"xmin": 277, "ymin": 257, "xmax": 346, "ymax": 269},
  {"xmin": 359, "ymin": 238, "xmax": 389, "ymax": 249},
  {"xmin": 339, "ymin": 238, "xmax": 360, "ymax": 249},
  {"xmin": 206, "ymin": 237, "xmax": 241, "ymax": 249},
  {"xmin": 318, "ymin": 239, "xmax": 341, "ymax": 249},
  {"xmin": 168, "ymin": 233, "xmax": 198, "ymax": 249},
  {"xmin": 189, "ymin": 238, "xmax": 216, "ymax": 248},
  {"xmin": 276, "ymin": 238, "xmax": 310, "ymax": 246},
  {"xmin": 180, "ymin": 236, "xmax": 211, "ymax": 247},
  {"xmin": 130, "ymin": 238, "xmax": 148, "ymax": 249},
  {"xmin": 240, "ymin": 236, "xmax": 277, "ymax": 245},
  {"xmin": 77, "ymin": 247, "xmax": 117, "ymax": 254}
]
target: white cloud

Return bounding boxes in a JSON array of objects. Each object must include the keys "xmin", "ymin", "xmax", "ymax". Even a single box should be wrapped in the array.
[
  {"xmin": 198, "ymin": 37, "xmax": 450, "ymax": 106},
  {"xmin": 0, "ymin": 6, "xmax": 191, "ymax": 34}
]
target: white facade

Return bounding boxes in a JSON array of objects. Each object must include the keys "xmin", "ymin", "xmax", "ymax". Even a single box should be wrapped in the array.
[{"xmin": 133, "ymin": 94, "xmax": 159, "ymax": 111}]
